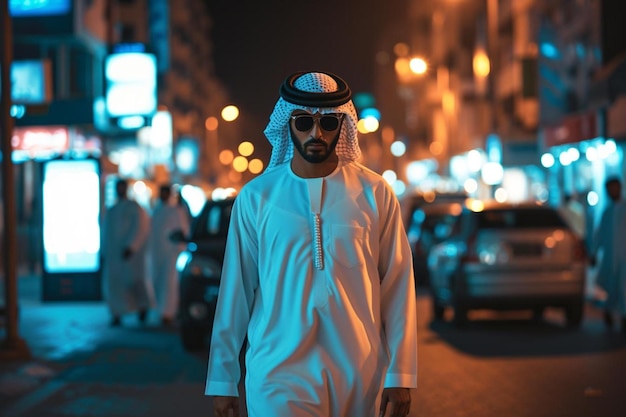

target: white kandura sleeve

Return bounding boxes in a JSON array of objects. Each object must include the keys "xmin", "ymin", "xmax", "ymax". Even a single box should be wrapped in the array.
[
  {"xmin": 205, "ymin": 196, "xmax": 259, "ymax": 396},
  {"xmin": 377, "ymin": 189, "xmax": 418, "ymax": 389}
]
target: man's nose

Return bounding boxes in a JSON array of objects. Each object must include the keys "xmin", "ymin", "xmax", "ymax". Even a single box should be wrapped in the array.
[{"xmin": 310, "ymin": 120, "xmax": 323, "ymax": 138}]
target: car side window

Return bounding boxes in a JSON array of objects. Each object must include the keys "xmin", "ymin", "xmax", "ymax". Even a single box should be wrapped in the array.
[
  {"xmin": 207, "ymin": 206, "xmax": 222, "ymax": 235},
  {"xmin": 205, "ymin": 204, "xmax": 233, "ymax": 237}
]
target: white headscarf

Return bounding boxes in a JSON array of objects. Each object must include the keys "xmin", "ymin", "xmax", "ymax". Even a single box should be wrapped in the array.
[{"xmin": 263, "ymin": 72, "xmax": 362, "ymax": 170}]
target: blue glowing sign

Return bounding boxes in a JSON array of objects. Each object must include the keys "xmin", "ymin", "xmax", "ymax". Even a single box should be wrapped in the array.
[
  {"xmin": 11, "ymin": 60, "xmax": 52, "ymax": 104},
  {"xmin": 10, "ymin": 0, "xmax": 71, "ymax": 17}
]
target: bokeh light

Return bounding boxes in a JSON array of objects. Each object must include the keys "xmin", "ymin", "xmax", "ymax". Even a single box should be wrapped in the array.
[
  {"xmin": 205, "ymin": 116, "xmax": 218, "ymax": 131},
  {"xmin": 219, "ymin": 149, "xmax": 234, "ymax": 165},
  {"xmin": 238, "ymin": 141, "xmax": 254, "ymax": 157},
  {"xmin": 221, "ymin": 105, "xmax": 239, "ymax": 122},
  {"xmin": 232, "ymin": 155, "xmax": 248, "ymax": 172},
  {"xmin": 248, "ymin": 158, "xmax": 264, "ymax": 174},
  {"xmin": 390, "ymin": 141, "xmax": 406, "ymax": 157},
  {"xmin": 409, "ymin": 57, "xmax": 428, "ymax": 74}
]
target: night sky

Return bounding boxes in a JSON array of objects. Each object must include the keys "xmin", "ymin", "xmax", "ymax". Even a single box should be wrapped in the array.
[{"xmin": 205, "ymin": 0, "xmax": 409, "ymax": 158}]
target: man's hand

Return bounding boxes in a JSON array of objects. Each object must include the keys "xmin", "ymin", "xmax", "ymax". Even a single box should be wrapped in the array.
[
  {"xmin": 213, "ymin": 395, "xmax": 240, "ymax": 417},
  {"xmin": 380, "ymin": 387, "xmax": 411, "ymax": 417}
]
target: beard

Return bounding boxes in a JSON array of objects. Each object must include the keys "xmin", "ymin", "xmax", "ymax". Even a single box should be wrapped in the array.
[{"xmin": 289, "ymin": 126, "xmax": 341, "ymax": 164}]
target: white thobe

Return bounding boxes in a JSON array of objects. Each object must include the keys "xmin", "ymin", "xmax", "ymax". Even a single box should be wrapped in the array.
[
  {"xmin": 592, "ymin": 200, "xmax": 626, "ymax": 315},
  {"xmin": 205, "ymin": 161, "xmax": 418, "ymax": 417},
  {"xmin": 102, "ymin": 199, "xmax": 153, "ymax": 316},
  {"xmin": 148, "ymin": 203, "xmax": 189, "ymax": 318}
]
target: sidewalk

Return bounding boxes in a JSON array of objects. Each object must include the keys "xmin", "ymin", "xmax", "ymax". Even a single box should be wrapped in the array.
[
  {"xmin": 0, "ymin": 274, "xmax": 214, "ymax": 417},
  {"xmin": 1, "ymin": 273, "xmax": 113, "ymax": 360}
]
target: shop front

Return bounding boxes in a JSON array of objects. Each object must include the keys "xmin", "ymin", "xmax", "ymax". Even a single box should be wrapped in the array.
[
  {"xmin": 10, "ymin": 124, "xmax": 104, "ymax": 301},
  {"xmin": 541, "ymin": 110, "xmax": 624, "ymax": 247}
]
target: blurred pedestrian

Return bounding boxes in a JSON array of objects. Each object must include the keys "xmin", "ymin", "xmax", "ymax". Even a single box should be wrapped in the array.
[
  {"xmin": 175, "ymin": 185, "xmax": 193, "ymax": 227},
  {"xmin": 205, "ymin": 71, "xmax": 417, "ymax": 417},
  {"xmin": 102, "ymin": 178, "xmax": 153, "ymax": 327},
  {"xmin": 148, "ymin": 184, "xmax": 189, "ymax": 326},
  {"xmin": 590, "ymin": 176, "xmax": 626, "ymax": 333}
]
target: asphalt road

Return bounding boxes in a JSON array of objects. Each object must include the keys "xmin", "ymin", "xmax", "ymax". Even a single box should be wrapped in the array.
[{"xmin": 1, "ymin": 276, "xmax": 625, "ymax": 417}]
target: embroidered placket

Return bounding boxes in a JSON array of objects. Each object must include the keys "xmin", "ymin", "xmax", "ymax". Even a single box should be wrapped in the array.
[{"xmin": 307, "ymin": 178, "xmax": 324, "ymax": 270}]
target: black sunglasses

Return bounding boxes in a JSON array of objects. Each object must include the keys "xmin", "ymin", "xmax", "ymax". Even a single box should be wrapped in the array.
[{"xmin": 290, "ymin": 113, "xmax": 344, "ymax": 132}]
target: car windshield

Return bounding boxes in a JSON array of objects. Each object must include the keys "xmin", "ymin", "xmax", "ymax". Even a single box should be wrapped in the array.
[{"xmin": 475, "ymin": 208, "xmax": 568, "ymax": 229}]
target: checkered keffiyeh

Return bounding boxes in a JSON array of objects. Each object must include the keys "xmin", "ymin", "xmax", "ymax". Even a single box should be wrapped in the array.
[{"xmin": 263, "ymin": 72, "xmax": 362, "ymax": 170}]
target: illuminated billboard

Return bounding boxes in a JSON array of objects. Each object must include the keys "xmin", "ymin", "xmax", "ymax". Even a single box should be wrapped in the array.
[
  {"xmin": 42, "ymin": 159, "xmax": 101, "ymax": 273},
  {"xmin": 10, "ymin": 0, "xmax": 70, "ymax": 17},
  {"xmin": 105, "ymin": 52, "xmax": 157, "ymax": 119}
]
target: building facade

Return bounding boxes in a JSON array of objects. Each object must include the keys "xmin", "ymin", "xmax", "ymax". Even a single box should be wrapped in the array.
[
  {"xmin": 374, "ymin": 0, "xmax": 624, "ymax": 213},
  {"xmin": 6, "ymin": 0, "xmax": 228, "ymax": 278}
]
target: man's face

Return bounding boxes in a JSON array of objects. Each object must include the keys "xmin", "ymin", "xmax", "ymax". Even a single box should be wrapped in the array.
[
  {"xmin": 607, "ymin": 181, "xmax": 622, "ymax": 202},
  {"xmin": 289, "ymin": 111, "xmax": 344, "ymax": 164},
  {"xmin": 116, "ymin": 181, "xmax": 128, "ymax": 198}
]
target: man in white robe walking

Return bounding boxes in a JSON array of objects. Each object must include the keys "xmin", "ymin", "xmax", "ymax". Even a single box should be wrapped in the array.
[
  {"xmin": 148, "ymin": 184, "xmax": 189, "ymax": 326},
  {"xmin": 205, "ymin": 71, "xmax": 418, "ymax": 417},
  {"xmin": 102, "ymin": 178, "xmax": 153, "ymax": 326},
  {"xmin": 590, "ymin": 176, "xmax": 626, "ymax": 333}
]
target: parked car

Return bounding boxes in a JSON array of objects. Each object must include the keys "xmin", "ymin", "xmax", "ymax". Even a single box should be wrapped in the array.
[
  {"xmin": 427, "ymin": 200, "xmax": 587, "ymax": 328},
  {"xmin": 175, "ymin": 196, "xmax": 235, "ymax": 351},
  {"xmin": 401, "ymin": 191, "xmax": 468, "ymax": 228},
  {"xmin": 406, "ymin": 201, "xmax": 464, "ymax": 288}
]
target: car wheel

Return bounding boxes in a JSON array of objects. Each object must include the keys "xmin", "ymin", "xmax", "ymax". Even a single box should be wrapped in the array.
[
  {"xmin": 181, "ymin": 326, "xmax": 207, "ymax": 351},
  {"xmin": 565, "ymin": 302, "xmax": 583, "ymax": 328}
]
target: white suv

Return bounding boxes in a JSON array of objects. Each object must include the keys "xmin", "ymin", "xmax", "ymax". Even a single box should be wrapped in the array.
[{"xmin": 428, "ymin": 200, "xmax": 587, "ymax": 328}]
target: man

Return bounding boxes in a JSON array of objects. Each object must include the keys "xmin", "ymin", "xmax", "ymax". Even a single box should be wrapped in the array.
[
  {"xmin": 148, "ymin": 184, "xmax": 189, "ymax": 326},
  {"xmin": 590, "ymin": 176, "xmax": 626, "ymax": 333},
  {"xmin": 102, "ymin": 178, "xmax": 153, "ymax": 326},
  {"xmin": 205, "ymin": 71, "xmax": 417, "ymax": 416},
  {"xmin": 175, "ymin": 184, "xmax": 193, "ymax": 227}
]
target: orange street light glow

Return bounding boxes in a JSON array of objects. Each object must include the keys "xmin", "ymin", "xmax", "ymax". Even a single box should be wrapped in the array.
[
  {"xmin": 221, "ymin": 105, "xmax": 239, "ymax": 122},
  {"xmin": 409, "ymin": 57, "xmax": 428, "ymax": 75},
  {"xmin": 205, "ymin": 116, "xmax": 218, "ymax": 131}
]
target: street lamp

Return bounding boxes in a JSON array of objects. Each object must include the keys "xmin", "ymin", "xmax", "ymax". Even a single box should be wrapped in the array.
[
  {"xmin": 221, "ymin": 105, "xmax": 239, "ymax": 122},
  {"xmin": 409, "ymin": 57, "xmax": 428, "ymax": 75},
  {"xmin": 473, "ymin": 48, "xmax": 490, "ymax": 96},
  {"xmin": 204, "ymin": 115, "xmax": 220, "ymax": 183},
  {"xmin": 393, "ymin": 51, "xmax": 430, "ymax": 160},
  {"xmin": 486, "ymin": 0, "xmax": 499, "ymax": 133},
  {"xmin": 204, "ymin": 105, "xmax": 241, "ymax": 186},
  {"xmin": 395, "ymin": 54, "xmax": 429, "ymax": 84}
]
